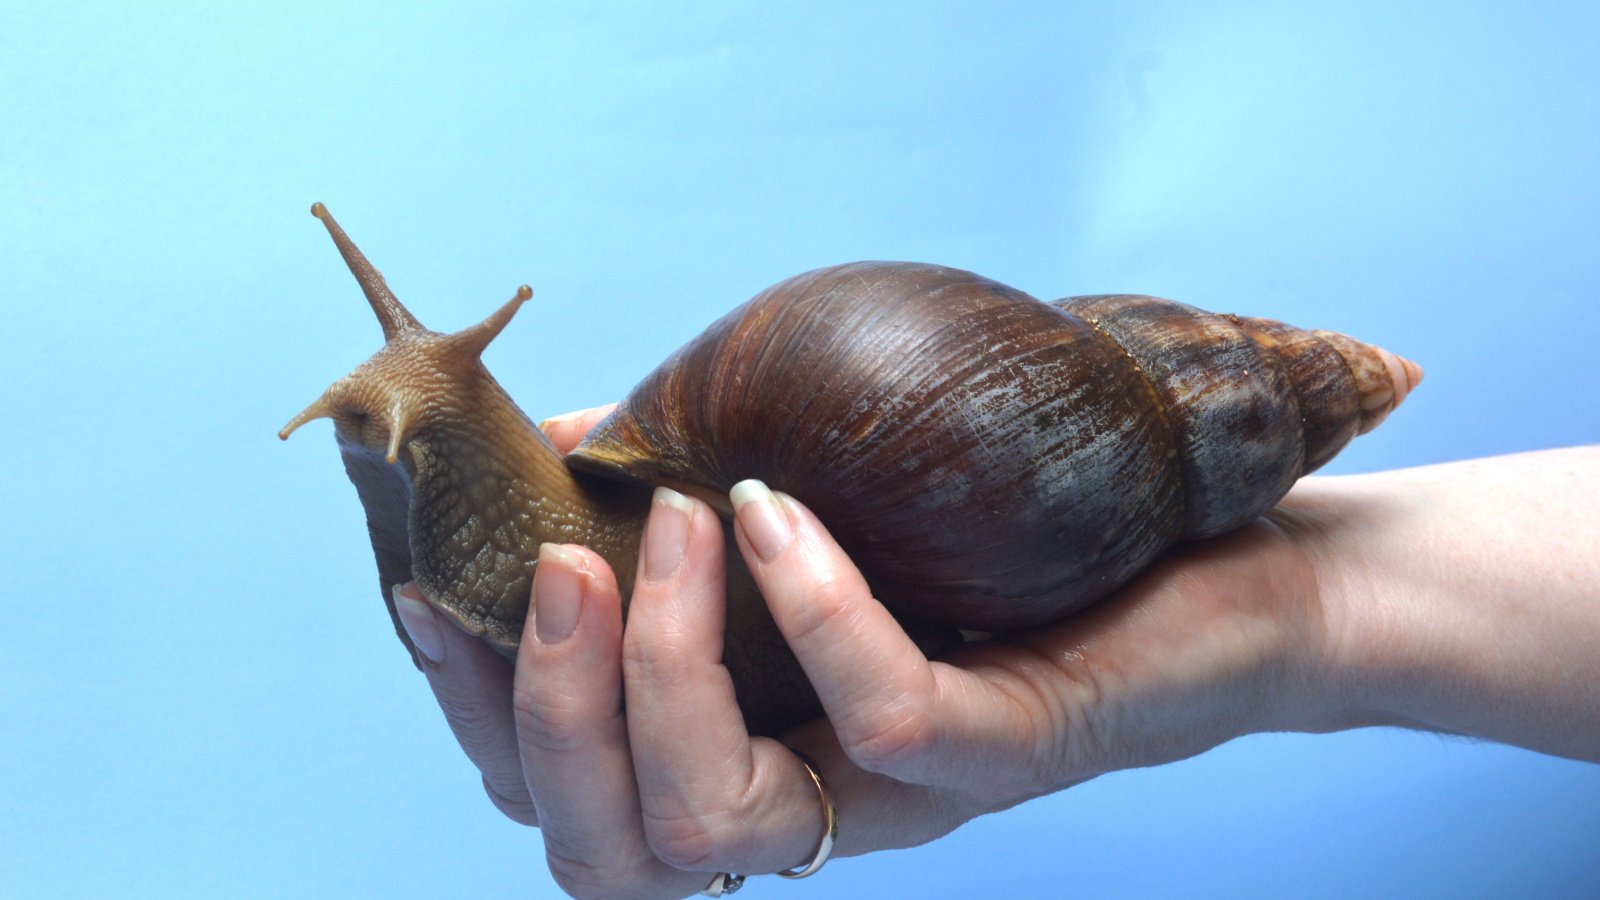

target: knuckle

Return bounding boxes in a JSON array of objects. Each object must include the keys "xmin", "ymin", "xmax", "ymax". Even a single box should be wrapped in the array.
[
  {"xmin": 436, "ymin": 685, "xmax": 512, "ymax": 740},
  {"xmin": 481, "ymin": 777, "xmax": 538, "ymax": 827},
  {"xmin": 545, "ymin": 843, "xmax": 656, "ymax": 900},
  {"xmin": 841, "ymin": 695, "xmax": 939, "ymax": 776},
  {"xmin": 512, "ymin": 681, "xmax": 611, "ymax": 756},
  {"xmin": 620, "ymin": 621, "xmax": 696, "ymax": 688},
  {"xmin": 544, "ymin": 849, "xmax": 612, "ymax": 900},
  {"xmin": 640, "ymin": 782, "xmax": 758, "ymax": 871},
  {"xmin": 781, "ymin": 574, "xmax": 860, "ymax": 647},
  {"xmin": 642, "ymin": 810, "xmax": 723, "ymax": 871}
]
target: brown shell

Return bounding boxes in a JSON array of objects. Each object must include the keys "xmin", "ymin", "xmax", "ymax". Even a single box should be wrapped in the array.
[{"xmin": 570, "ymin": 262, "xmax": 1413, "ymax": 630}]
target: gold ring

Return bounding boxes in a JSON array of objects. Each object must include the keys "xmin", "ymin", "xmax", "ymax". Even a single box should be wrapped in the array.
[{"xmin": 776, "ymin": 749, "xmax": 837, "ymax": 879}]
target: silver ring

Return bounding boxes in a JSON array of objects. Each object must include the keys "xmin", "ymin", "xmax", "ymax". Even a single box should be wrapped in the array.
[
  {"xmin": 776, "ymin": 750, "xmax": 837, "ymax": 879},
  {"xmin": 700, "ymin": 871, "xmax": 745, "ymax": 896}
]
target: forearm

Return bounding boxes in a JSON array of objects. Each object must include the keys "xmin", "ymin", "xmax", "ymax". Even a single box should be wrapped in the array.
[{"xmin": 1281, "ymin": 447, "xmax": 1600, "ymax": 761}]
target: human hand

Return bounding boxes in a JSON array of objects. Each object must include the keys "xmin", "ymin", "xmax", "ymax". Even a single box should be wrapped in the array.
[
  {"xmin": 389, "ymin": 403, "xmax": 1358, "ymax": 897},
  {"xmin": 390, "ymin": 403, "xmax": 1600, "ymax": 897}
]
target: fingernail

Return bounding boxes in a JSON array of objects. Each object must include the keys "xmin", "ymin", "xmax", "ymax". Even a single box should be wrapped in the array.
[
  {"xmin": 393, "ymin": 583, "xmax": 445, "ymax": 664},
  {"xmin": 537, "ymin": 403, "xmax": 615, "ymax": 431},
  {"xmin": 642, "ymin": 486, "xmax": 695, "ymax": 583},
  {"xmin": 535, "ymin": 543, "xmax": 586, "ymax": 644},
  {"xmin": 730, "ymin": 479, "xmax": 793, "ymax": 562}
]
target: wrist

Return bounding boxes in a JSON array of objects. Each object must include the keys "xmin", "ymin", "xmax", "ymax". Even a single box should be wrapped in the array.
[
  {"xmin": 1274, "ymin": 450, "xmax": 1600, "ymax": 761},
  {"xmin": 1267, "ymin": 474, "xmax": 1438, "ymax": 734}
]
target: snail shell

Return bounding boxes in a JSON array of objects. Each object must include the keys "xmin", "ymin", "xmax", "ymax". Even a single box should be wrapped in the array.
[
  {"xmin": 569, "ymin": 262, "xmax": 1419, "ymax": 630},
  {"xmin": 283, "ymin": 206, "xmax": 1420, "ymax": 734}
]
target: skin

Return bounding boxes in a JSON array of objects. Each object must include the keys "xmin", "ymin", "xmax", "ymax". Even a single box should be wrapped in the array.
[{"xmin": 390, "ymin": 409, "xmax": 1600, "ymax": 899}]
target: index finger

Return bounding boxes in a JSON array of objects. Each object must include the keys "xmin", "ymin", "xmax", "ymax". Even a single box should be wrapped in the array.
[
  {"xmin": 726, "ymin": 481, "xmax": 946, "ymax": 774},
  {"xmin": 728, "ymin": 480, "xmax": 1032, "ymax": 789}
]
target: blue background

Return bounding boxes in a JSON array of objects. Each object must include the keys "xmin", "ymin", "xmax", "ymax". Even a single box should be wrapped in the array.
[{"xmin": 2, "ymin": 2, "xmax": 1597, "ymax": 897}]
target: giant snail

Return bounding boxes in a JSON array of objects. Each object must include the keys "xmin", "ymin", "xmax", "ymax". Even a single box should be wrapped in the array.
[{"xmin": 282, "ymin": 204, "xmax": 1420, "ymax": 735}]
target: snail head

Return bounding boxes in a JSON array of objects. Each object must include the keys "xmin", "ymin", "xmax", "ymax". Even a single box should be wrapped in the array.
[{"xmin": 278, "ymin": 203, "xmax": 532, "ymax": 464}]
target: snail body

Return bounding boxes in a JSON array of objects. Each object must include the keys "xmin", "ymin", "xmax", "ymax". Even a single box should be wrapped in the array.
[{"xmin": 283, "ymin": 205, "xmax": 1420, "ymax": 735}]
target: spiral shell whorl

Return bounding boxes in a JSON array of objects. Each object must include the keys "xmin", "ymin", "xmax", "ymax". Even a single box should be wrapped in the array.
[{"xmin": 1057, "ymin": 295, "xmax": 1306, "ymax": 540}]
